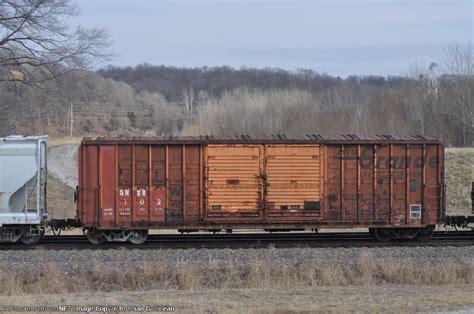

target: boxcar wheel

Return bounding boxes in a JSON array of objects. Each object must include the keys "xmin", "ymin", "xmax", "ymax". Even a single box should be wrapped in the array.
[
  {"xmin": 416, "ymin": 228, "xmax": 434, "ymax": 242},
  {"xmin": 87, "ymin": 230, "xmax": 105, "ymax": 245},
  {"xmin": 373, "ymin": 228, "xmax": 393, "ymax": 242},
  {"xmin": 20, "ymin": 233, "xmax": 42, "ymax": 245},
  {"xmin": 129, "ymin": 230, "xmax": 148, "ymax": 245}
]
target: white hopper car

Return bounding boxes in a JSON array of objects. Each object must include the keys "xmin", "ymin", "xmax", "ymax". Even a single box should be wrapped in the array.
[{"xmin": 0, "ymin": 135, "xmax": 47, "ymax": 244}]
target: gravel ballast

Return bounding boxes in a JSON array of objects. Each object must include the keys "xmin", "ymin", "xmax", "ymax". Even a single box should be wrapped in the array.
[{"xmin": 0, "ymin": 246, "xmax": 472, "ymax": 273}]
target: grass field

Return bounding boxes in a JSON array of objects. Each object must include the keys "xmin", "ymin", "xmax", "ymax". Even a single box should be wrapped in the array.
[
  {"xmin": 1, "ymin": 252, "xmax": 472, "ymax": 295},
  {"xmin": 0, "ymin": 252, "xmax": 472, "ymax": 313},
  {"xmin": 1, "ymin": 285, "xmax": 473, "ymax": 313}
]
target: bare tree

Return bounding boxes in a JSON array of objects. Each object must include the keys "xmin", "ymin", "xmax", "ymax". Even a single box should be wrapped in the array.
[
  {"xmin": 195, "ymin": 88, "xmax": 317, "ymax": 137},
  {"xmin": 182, "ymin": 85, "xmax": 194, "ymax": 117},
  {"xmin": 0, "ymin": 0, "xmax": 110, "ymax": 84},
  {"xmin": 440, "ymin": 44, "xmax": 474, "ymax": 146}
]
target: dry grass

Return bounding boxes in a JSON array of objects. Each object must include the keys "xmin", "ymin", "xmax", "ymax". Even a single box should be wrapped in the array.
[
  {"xmin": 445, "ymin": 148, "xmax": 474, "ymax": 216},
  {"xmin": 1, "ymin": 285, "xmax": 473, "ymax": 313},
  {"xmin": 0, "ymin": 251, "xmax": 472, "ymax": 296},
  {"xmin": 47, "ymin": 137, "xmax": 83, "ymax": 147},
  {"xmin": 46, "ymin": 175, "xmax": 75, "ymax": 219}
]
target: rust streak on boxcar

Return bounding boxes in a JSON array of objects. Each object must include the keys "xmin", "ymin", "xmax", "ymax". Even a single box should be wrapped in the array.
[
  {"xmin": 373, "ymin": 145, "xmax": 377, "ymax": 222},
  {"xmin": 148, "ymin": 145, "xmax": 152, "ymax": 224},
  {"xmin": 356, "ymin": 145, "xmax": 361, "ymax": 221}
]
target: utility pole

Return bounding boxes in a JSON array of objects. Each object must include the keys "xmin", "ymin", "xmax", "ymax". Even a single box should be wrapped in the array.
[
  {"xmin": 428, "ymin": 62, "xmax": 439, "ymax": 96},
  {"xmin": 70, "ymin": 102, "xmax": 74, "ymax": 140}
]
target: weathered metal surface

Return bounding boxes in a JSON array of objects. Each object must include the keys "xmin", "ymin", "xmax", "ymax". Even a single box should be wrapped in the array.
[
  {"xmin": 205, "ymin": 145, "xmax": 263, "ymax": 220},
  {"xmin": 78, "ymin": 143, "xmax": 203, "ymax": 229},
  {"xmin": 183, "ymin": 145, "xmax": 201, "ymax": 221},
  {"xmin": 78, "ymin": 137, "xmax": 444, "ymax": 230},
  {"xmin": 265, "ymin": 145, "xmax": 322, "ymax": 220},
  {"xmin": 82, "ymin": 135, "xmax": 441, "ymax": 145},
  {"xmin": 78, "ymin": 144, "xmax": 98, "ymax": 225},
  {"xmin": 204, "ymin": 144, "xmax": 323, "ymax": 221},
  {"xmin": 324, "ymin": 143, "xmax": 443, "ymax": 226}
]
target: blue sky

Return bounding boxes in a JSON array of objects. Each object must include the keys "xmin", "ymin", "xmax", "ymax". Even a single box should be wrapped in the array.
[{"xmin": 77, "ymin": 0, "xmax": 473, "ymax": 76}]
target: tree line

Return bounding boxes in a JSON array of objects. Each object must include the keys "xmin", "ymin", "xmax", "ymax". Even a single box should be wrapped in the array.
[{"xmin": 1, "ymin": 45, "xmax": 471, "ymax": 147}]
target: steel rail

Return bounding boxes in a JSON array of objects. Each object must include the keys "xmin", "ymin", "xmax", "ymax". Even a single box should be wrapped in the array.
[{"xmin": 0, "ymin": 231, "xmax": 472, "ymax": 250}]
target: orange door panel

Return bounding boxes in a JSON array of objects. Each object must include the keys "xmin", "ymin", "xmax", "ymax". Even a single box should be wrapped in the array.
[
  {"xmin": 205, "ymin": 144, "xmax": 262, "ymax": 220},
  {"xmin": 265, "ymin": 144, "xmax": 322, "ymax": 220}
]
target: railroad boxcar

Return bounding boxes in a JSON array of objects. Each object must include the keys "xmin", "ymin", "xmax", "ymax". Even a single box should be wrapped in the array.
[
  {"xmin": 77, "ymin": 135, "xmax": 444, "ymax": 244},
  {"xmin": 0, "ymin": 135, "xmax": 48, "ymax": 244}
]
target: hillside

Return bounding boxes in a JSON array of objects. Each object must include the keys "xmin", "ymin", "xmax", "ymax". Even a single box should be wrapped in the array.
[{"xmin": 0, "ymin": 65, "xmax": 472, "ymax": 147}]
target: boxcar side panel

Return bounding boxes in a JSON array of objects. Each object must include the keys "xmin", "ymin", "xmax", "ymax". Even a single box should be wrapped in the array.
[
  {"xmin": 392, "ymin": 144, "xmax": 408, "ymax": 224},
  {"xmin": 77, "ymin": 145, "xmax": 83, "ymax": 222},
  {"xmin": 151, "ymin": 146, "xmax": 166, "ymax": 222},
  {"xmin": 359, "ymin": 145, "xmax": 375, "ymax": 221},
  {"xmin": 117, "ymin": 145, "xmax": 132, "ymax": 226},
  {"xmin": 408, "ymin": 144, "xmax": 423, "ymax": 226},
  {"xmin": 424, "ymin": 144, "xmax": 442, "ymax": 223},
  {"xmin": 80, "ymin": 145, "xmax": 99, "ymax": 225},
  {"xmin": 183, "ymin": 145, "xmax": 201, "ymax": 221},
  {"xmin": 81, "ymin": 143, "xmax": 204, "ymax": 228},
  {"xmin": 167, "ymin": 145, "xmax": 184, "ymax": 222},
  {"xmin": 375, "ymin": 144, "xmax": 390, "ymax": 222},
  {"xmin": 132, "ymin": 145, "xmax": 150, "ymax": 223},
  {"xmin": 78, "ymin": 139, "xmax": 443, "ymax": 231},
  {"xmin": 326, "ymin": 145, "xmax": 342, "ymax": 221},
  {"xmin": 341, "ymin": 144, "xmax": 358, "ymax": 221},
  {"xmin": 323, "ymin": 143, "xmax": 443, "ymax": 227},
  {"xmin": 99, "ymin": 145, "xmax": 116, "ymax": 227}
]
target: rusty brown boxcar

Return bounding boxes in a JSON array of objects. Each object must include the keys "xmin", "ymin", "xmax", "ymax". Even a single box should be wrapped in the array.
[{"xmin": 77, "ymin": 136, "xmax": 444, "ymax": 244}]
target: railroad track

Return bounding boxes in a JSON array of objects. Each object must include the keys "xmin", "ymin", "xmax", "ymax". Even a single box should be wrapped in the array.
[{"xmin": 0, "ymin": 231, "xmax": 473, "ymax": 250}]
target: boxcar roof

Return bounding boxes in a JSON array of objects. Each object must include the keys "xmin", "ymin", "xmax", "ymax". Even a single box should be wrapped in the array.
[{"xmin": 81, "ymin": 135, "xmax": 442, "ymax": 145}]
